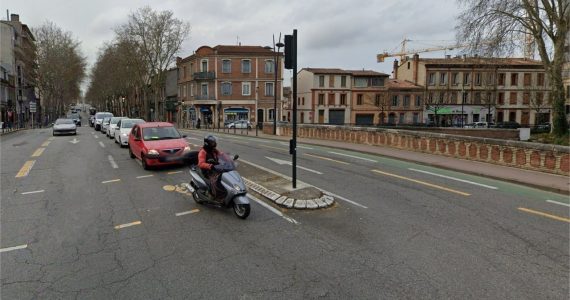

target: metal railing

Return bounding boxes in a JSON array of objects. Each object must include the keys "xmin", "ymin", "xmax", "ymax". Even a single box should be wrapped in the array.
[{"xmin": 193, "ymin": 71, "xmax": 216, "ymax": 80}]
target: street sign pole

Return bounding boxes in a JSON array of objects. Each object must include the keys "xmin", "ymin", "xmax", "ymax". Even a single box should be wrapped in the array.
[{"xmin": 284, "ymin": 30, "xmax": 298, "ymax": 189}]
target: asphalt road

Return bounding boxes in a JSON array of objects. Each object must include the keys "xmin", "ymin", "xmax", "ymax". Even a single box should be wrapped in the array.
[{"xmin": 1, "ymin": 125, "xmax": 568, "ymax": 299}]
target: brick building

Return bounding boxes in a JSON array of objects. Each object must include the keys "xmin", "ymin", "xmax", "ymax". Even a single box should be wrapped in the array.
[
  {"xmin": 395, "ymin": 54, "xmax": 550, "ymax": 126},
  {"xmin": 176, "ymin": 45, "xmax": 283, "ymax": 128}
]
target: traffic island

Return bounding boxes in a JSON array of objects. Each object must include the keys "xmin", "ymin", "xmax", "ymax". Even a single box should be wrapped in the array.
[{"xmin": 237, "ymin": 161, "xmax": 335, "ymax": 210}]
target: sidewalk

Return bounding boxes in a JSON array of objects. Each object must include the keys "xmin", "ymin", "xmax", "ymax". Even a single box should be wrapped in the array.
[{"xmin": 184, "ymin": 128, "xmax": 570, "ymax": 195}]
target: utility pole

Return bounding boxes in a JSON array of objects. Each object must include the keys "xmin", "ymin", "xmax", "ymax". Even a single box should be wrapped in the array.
[{"xmin": 284, "ymin": 30, "xmax": 297, "ymax": 188}]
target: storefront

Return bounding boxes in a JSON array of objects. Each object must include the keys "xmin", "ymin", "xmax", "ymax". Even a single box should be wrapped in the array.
[
  {"xmin": 426, "ymin": 106, "xmax": 493, "ymax": 127},
  {"xmin": 224, "ymin": 108, "xmax": 249, "ymax": 122}
]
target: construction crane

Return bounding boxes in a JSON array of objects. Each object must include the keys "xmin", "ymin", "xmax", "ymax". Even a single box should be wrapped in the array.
[{"xmin": 376, "ymin": 39, "xmax": 470, "ymax": 63}]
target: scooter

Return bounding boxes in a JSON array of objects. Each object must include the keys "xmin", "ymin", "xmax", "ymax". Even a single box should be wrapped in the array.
[{"xmin": 183, "ymin": 152, "xmax": 251, "ymax": 219}]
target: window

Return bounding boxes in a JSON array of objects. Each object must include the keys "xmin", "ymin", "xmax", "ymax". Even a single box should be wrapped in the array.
[
  {"xmin": 357, "ymin": 94, "xmax": 363, "ymax": 105},
  {"xmin": 265, "ymin": 60, "xmax": 274, "ymax": 73},
  {"xmin": 375, "ymin": 94, "xmax": 381, "ymax": 107},
  {"xmin": 428, "ymin": 73, "xmax": 435, "ymax": 85},
  {"xmin": 201, "ymin": 60, "xmax": 208, "ymax": 72},
  {"xmin": 536, "ymin": 92, "xmax": 543, "ymax": 105},
  {"xmin": 302, "ymin": 97, "xmax": 305, "ymax": 105},
  {"xmin": 328, "ymin": 94, "xmax": 335, "ymax": 106},
  {"xmin": 329, "ymin": 76, "xmax": 335, "ymax": 87},
  {"xmin": 462, "ymin": 92, "xmax": 469, "ymax": 104},
  {"xmin": 407, "ymin": 62, "xmax": 411, "ymax": 69},
  {"xmin": 265, "ymin": 82, "xmax": 274, "ymax": 96},
  {"xmin": 439, "ymin": 92, "xmax": 445, "ymax": 102},
  {"xmin": 474, "ymin": 92, "xmax": 481, "ymax": 104},
  {"xmin": 319, "ymin": 75, "xmax": 325, "ymax": 87},
  {"xmin": 221, "ymin": 82, "xmax": 232, "ymax": 96},
  {"xmin": 201, "ymin": 83, "xmax": 208, "ymax": 96},
  {"xmin": 463, "ymin": 73, "xmax": 470, "ymax": 85},
  {"xmin": 269, "ymin": 109, "xmax": 275, "ymax": 121},
  {"xmin": 399, "ymin": 113, "xmax": 405, "ymax": 124},
  {"xmin": 523, "ymin": 73, "xmax": 531, "ymax": 86},
  {"xmin": 371, "ymin": 77, "xmax": 383, "ymax": 86},
  {"xmin": 511, "ymin": 73, "xmax": 518, "ymax": 86},
  {"xmin": 440, "ymin": 72, "xmax": 447, "ymax": 85},
  {"xmin": 498, "ymin": 73, "xmax": 505, "ymax": 85},
  {"xmin": 452, "ymin": 73, "xmax": 459, "ymax": 85},
  {"xmin": 415, "ymin": 96, "xmax": 422, "ymax": 107},
  {"xmin": 222, "ymin": 59, "xmax": 231, "ymax": 73},
  {"xmin": 354, "ymin": 78, "xmax": 368, "ymax": 87},
  {"xmin": 392, "ymin": 95, "xmax": 399, "ymax": 106},
  {"xmin": 241, "ymin": 60, "xmax": 251, "ymax": 73},
  {"xmin": 190, "ymin": 83, "xmax": 194, "ymax": 96},
  {"xmin": 451, "ymin": 92, "xmax": 457, "ymax": 103},
  {"xmin": 340, "ymin": 94, "xmax": 347, "ymax": 105},
  {"xmin": 413, "ymin": 113, "xmax": 419, "ymax": 123},
  {"xmin": 523, "ymin": 92, "xmax": 530, "ymax": 104},
  {"xmin": 403, "ymin": 95, "xmax": 410, "ymax": 107},
  {"xmin": 475, "ymin": 73, "xmax": 481, "ymax": 85},
  {"xmin": 341, "ymin": 76, "xmax": 347, "ymax": 87},
  {"xmin": 242, "ymin": 82, "xmax": 251, "ymax": 96},
  {"xmin": 510, "ymin": 92, "xmax": 517, "ymax": 104},
  {"xmin": 318, "ymin": 94, "xmax": 324, "ymax": 105},
  {"xmin": 537, "ymin": 73, "xmax": 545, "ymax": 86},
  {"xmin": 498, "ymin": 92, "xmax": 504, "ymax": 105},
  {"xmin": 183, "ymin": 66, "xmax": 187, "ymax": 79}
]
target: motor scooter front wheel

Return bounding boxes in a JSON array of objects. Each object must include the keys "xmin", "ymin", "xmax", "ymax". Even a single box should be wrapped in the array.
[{"xmin": 233, "ymin": 203, "xmax": 250, "ymax": 219}]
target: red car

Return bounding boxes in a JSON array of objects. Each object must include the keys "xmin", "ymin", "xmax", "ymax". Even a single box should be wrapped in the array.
[{"xmin": 128, "ymin": 122, "xmax": 191, "ymax": 170}]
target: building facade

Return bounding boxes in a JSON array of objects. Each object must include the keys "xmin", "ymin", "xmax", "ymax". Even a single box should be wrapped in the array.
[
  {"xmin": 563, "ymin": 32, "xmax": 570, "ymax": 123},
  {"xmin": 176, "ymin": 45, "xmax": 283, "ymax": 128},
  {"xmin": 395, "ymin": 55, "xmax": 550, "ymax": 126},
  {"xmin": 384, "ymin": 79, "xmax": 424, "ymax": 125}
]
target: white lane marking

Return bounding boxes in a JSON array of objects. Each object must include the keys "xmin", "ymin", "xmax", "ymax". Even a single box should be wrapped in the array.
[
  {"xmin": 175, "ymin": 209, "xmax": 200, "ymax": 216},
  {"xmin": 108, "ymin": 155, "xmax": 118, "ymax": 169},
  {"xmin": 102, "ymin": 179, "xmax": 121, "ymax": 184},
  {"xmin": 136, "ymin": 175, "xmax": 154, "ymax": 179},
  {"xmin": 408, "ymin": 168, "xmax": 498, "ymax": 190},
  {"xmin": 187, "ymin": 137, "xmax": 201, "ymax": 141},
  {"xmin": 240, "ymin": 159, "xmax": 368, "ymax": 209},
  {"xmin": 21, "ymin": 190, "xmax": 45, "ymax": 195},
  {"xmin": 280, "ymin": 142, "xmax": 313, "ymax": 150},
  {"xmin": 266, "ymin": 156, "xmax": 323, "ymax": 175},
  {"xmin": 94, "ymin": 135, "xmax": 99, "ymax": 139},
  {"xmin": 0, "ymin": 244, "xmax": 28, "ymax": 253},
  {"xmin": 546, "ymin": 200, "xmax": 570, "ymax": 207},
  {"xmin": 99, "ymin": 141, "xmax": 105, "ymax": 148},
  {"xmin": 247, "ymin": 194, "xmax": 299, "ymax": 224},
  {"xmin": 328, "ymin": 151, "xmax": 377, "ymax": 162},
  {"xmin": 91, "ymin": 132, "xmax": 94, "ymax": 135},
  {"xmin": 114, "ymin": 221, "xmax": 142, "ymax": 229}
]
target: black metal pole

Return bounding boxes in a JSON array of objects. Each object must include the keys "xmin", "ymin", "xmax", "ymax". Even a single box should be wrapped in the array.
[{"xmin": 292, "ymin": 29, "xmax": 297, "ymax": 189}]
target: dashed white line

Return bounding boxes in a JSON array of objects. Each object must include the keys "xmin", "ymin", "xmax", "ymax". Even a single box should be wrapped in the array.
[
  {"xmin": 21, "ymin": 190, "xmax": 45, "ymax": 195},
  {"xmin": 175, "ymin": 209, "xmax": 200, "ymax": 216},
  {"xmin": 99, "ymin": 141, "xmax": 105, "ymax": 148},
  {"xmin": 114, "ymin": 221, "xmax": 142, "ymax": 229},
  {"xmin": 0, "ymin": 244, "xmax": 28, "ymax": 253},
  {"xmin": 102, "ymin": 179, "xmax": 121, "ymax": 184},
  {"xmin": 107, "ymin": 155, "xmax": 118, "ymax": 169},
  {"xmin": 94, "ymin": 135, "xmax": 99, "ymax": 139},
  {"xmin": 280, "ymin": 142, "xmax": 313, "ymax": 150},
  {"xmin": 247, "ymin": 193, "xmax": 299, "ymax": 224},
  {"xmin": 328, "ymin": 151, "xmax": 377, "ymax": 162},
  {"xmin": 408, "ymin": 168, "xmax": 498, "ymax": 190},
  {"xmin": 136, "ymin": 175, "xmax": 154, "ymax": 179},
  {"xmin": 546, "ymin": 200, "xmax": 570, "ymax": 207}
]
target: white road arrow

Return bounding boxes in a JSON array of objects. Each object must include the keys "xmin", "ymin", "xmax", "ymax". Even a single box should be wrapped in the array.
[
  {"xmin": 69, "ymin": 138, "xmax": 80, "ymax": 144},
  {"xmin": 265, "ymin": 156, "xmax": 323, "ymax": 175}
]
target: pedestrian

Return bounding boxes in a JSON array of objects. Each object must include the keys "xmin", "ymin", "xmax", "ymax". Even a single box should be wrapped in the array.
[{"xmin": 196, "ymin": 118, "xmax": 201, "ymax": 129}]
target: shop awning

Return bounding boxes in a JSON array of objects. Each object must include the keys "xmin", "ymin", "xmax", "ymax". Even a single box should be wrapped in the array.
[{"xmin": 200, "ymin": 107, "xmax": 211, "ymax": 112}]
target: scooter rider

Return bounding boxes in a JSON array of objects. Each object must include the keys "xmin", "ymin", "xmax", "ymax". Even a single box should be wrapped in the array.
[{"xmin": 198, "ymin": 135, "xmax": 225, "ymax": 199}]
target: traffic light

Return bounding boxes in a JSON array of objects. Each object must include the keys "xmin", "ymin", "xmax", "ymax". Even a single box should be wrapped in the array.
[{"xmin": 284, "ymin": 34, "xmax": 294, "ymax": 70}]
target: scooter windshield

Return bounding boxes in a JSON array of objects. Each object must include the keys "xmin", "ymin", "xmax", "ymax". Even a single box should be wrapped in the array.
[{"xmin": 217, "ymin": 153, "xmax": 236, "ymax": 171}]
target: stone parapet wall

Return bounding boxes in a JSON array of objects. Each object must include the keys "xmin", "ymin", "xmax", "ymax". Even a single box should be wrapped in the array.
[{"xmin": 279, "ymin": 125, "xmax": 570, "ymax": 176}]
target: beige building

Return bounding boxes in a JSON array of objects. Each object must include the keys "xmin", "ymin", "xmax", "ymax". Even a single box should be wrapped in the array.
[
  {"xmin": 395, "ymin": 55, "xmax": 550, "ymax": 126},
  {"xmin": 176, "ymin": 45, "xmax": 283, "ymax": 128}
]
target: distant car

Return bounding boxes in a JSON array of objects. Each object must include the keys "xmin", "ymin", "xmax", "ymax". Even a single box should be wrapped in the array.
[
  {"xmin": 466, "ymin": 122, "xmax": 494, "ymax": 128},
  {"xmin": 52, "ymin": 118, "xmax": 77, "ymax": 136},
  {"xmin": 94, "ymin": 112, "xmax": 113, "ymax": 131},
  {"xmin": 128, "ymin": 122, "xmax": 190, "ymax": 170},
  {"xmin": 227, "ymin": 120, "xmax": 252, "ymax": 129},
  {"xmin": 537, "ymin": 122, "xmax": 551, "ymax": 130},
  {"xmin": 107, "ymin": 117, "xmax": 127, "ymax": 139},
  {"xmin": 101, "ymin": 117, "xmax": 112, "ymax": 134},
  {"xmin": 494, "ymin": 121, "xmax": 521, "ymax": 129},
  {"xmin": 67, "ymin": 113, "xmax": 82, "ymax": 126},
  {"xmin": 115, "ymin": 118, "xmax": 145, "ymax": 147}
]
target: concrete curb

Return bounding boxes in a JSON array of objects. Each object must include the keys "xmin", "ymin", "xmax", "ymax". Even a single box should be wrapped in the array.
[
  {"xmin": 0, "ymin": 128, "xmax": 26, "ymax": 136},
  {"xmin": 243, "ymin": 177, "xmax": 335, "ymax": 210}
]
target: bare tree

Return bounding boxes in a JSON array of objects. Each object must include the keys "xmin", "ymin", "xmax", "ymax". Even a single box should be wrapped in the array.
[
  {"xmin": 115, "ymin": 6, "xmax": 190, "ymax": 121},
  {"xmin": 424, "ymin": 89, "xmax": 448, "ymax": 126},
  {"xmin": 34, "ymin": 21, "xmax": 86, "ymax": 123},
  {"xmin": 456, "ymin": 0, "xmax": 569, "ymax": 136},
  {"xmin": 374, "ymin": 93, "xmax": 390, "ymax": 125}
]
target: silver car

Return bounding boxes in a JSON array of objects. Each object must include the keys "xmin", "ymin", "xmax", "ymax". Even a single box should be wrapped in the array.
[
  {"xmin": 115, "ymin": 118, "xmax": 145, "ymax": 147},
  {"xmin": 107, "ymin": 117, "xmax": 127, "ymax": 139},
  {"xmin": 53, "ymin": 118, "xmax": 77, "ymax": 136},
  {"xmin": 101, "ymin": 117, "xmax": 112, "ymax": 134}
]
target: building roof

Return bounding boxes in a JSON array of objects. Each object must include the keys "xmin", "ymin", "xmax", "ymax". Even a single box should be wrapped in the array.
[
  {"xmin": 302, "ymin": 68, "xmax": 388, "ymax": 76},
  {"xmin": 387, "ymin": 79, "xmax": 423, "ymax": 89},
  {"xmin": 213, "ymin": 45, "xmax": 276, "ymax": 55},
  {"xmin": 349, "ymin": 70, "xmax": 389, "ymax": 77}
]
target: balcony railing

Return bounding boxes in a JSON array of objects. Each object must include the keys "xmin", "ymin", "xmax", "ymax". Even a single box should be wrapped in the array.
[
  {"xmin": 194, "ymin": 95, "xmax": 216, "ymax": 100},
  {"xmin": 193, "ymin": 71, "xmax": 216, "ymax": 80}
]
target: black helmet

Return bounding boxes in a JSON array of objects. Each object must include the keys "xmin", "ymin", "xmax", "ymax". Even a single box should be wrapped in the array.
[{"xmin": 203, "ymin": 135, "xmax": 217, "ymax": 150}]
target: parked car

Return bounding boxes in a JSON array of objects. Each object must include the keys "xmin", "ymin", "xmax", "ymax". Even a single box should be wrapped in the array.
[
  {"xmin": 107, "ymin": 117, "xmax": 127, "ymax": 139},
  {"xmin": 115, "ymin": 118, "xmax": 145, "ymax": 147},
  {"xmin": 128, "ymin": 122, "xmax": 190, "ymax": 170},
  {"xmin": 494, "ymin": 121, "xmax": 521, "ymax": 129},
  {"xmin": 101, "ymin": 117, "xmax": 112, "ymax": 134},
  {"xmin": 227, "ymin": 120, "xmax": 252, "ymax": 129},
  {"xmin": 94, "ymin": 112, "xmax": 113, "ymax": 131},
  {"xmin": 67, "ymin": 113, "xmax": 81, "ymax": 126},
  {"xmin": 52, "ymin": 118, "xmax": 77, "ymax": 136},
  {"xmin": 465, "ymin": 122, "xmax": 494, "ymax": 128}
]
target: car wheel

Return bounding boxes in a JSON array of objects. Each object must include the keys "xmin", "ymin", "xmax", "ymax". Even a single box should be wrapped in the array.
[
  {"xmin": 74, "ymin": 131, "xmax": 77, "ymax": 135},
  {"xmin": 141, "ymin": 154, "xmax": 150, "ymax": 170},
  {"xmin": 129, "ymin": 147, "xmax": 135, "ymax": 159},
  {"xmin": 52, "ymin": 131, "xmax": 56, "ymax": 136}
]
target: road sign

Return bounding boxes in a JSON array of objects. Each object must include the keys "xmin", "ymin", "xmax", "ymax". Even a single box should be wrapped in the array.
[{"xmin": 29, "ymin": 102, "xmax": 37, "ymax": 113}]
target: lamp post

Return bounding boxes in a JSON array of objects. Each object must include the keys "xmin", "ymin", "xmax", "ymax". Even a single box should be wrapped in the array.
[
  {"xmin": 273, "ymin": 34, "xmax": 284, "ymax": 135},
  {"xmin": 461, "ymin": 88, "xmax": 465, "ymax": 128}
]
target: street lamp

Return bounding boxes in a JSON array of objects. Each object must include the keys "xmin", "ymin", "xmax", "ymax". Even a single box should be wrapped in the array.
[{"xmin": 273, "ymin": 34, "xmax": 284, "ymax": 135}]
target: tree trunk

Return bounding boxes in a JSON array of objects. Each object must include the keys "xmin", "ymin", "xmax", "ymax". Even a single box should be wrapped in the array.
[{"xmin": 549, "ymin": 38, "xmax": 568, "ymax": 136}]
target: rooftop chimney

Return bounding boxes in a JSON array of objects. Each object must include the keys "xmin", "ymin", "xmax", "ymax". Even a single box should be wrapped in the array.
[
  {"xmin": 393, "ymin": 59, "xmax": 399, "ymax": 79},
  {"xmin": 10, "ymin": 14, "xmax": 19, "ymax": 22}
]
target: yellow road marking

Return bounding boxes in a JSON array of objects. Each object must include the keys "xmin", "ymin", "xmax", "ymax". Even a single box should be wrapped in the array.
[
  {"xmin": 260, "ymin": 145, "xmax": 287, "ymax": 151},
  {"xmin": 15, "ymin": 160, "xmax": 36, "ymax": 178},
  {"xmin": 114, "ymin": 221, "xmax": 142, "ymax": 229},
  {"xmin": 102, "ymin": 179, "xmax": 121, "ymax": 184},
  {"xmin": 175, "ymin": 209, "xmax": 200, "ymax": 216},
  {"xmin": 163, "ymin": 185, "xmax": 176, "ymax": 191},
  {"xmin": 371, "ymin": 169, "xmax": 471, "ymax": 196},
  {"xmin": 41, "ymin": 141, "xmax": 50, "ymax": 147},
  {"xmin": 167, "ymin": 171, "xmax": 182, "ymax": 175},
  {"xmin": 31, "ymin": 147, "xmax": 45, "ymax": 157},
  {"xmin": 305, "ymin": 153, "xmax": 349, "ymax": 165},
  {"xmin": 518, "ymin": 207, "xmax": 570, "ymax": 223}
]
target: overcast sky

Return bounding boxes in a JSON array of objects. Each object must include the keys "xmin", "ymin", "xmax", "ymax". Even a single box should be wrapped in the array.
[{"xmin": 4, "ymin": 0, "xmax": 465, "ymax": 90}]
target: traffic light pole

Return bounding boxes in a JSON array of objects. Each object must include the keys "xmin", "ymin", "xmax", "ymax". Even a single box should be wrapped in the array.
[{"xmin": 285, "ymin": 29, "xmax": 297, "ymax": 189}]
